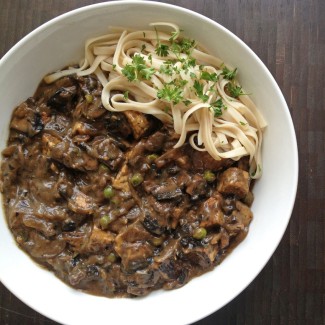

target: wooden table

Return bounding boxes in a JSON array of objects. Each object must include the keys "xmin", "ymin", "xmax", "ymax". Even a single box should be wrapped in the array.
[{"xmin": 0, "ymin": 1, "xmax": 324, "ymax": 324}]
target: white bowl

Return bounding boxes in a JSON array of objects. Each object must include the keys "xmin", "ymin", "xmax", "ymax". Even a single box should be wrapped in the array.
[{"xmin": 0, "ymin": 1, "xmax": 298, "ymax": 324}]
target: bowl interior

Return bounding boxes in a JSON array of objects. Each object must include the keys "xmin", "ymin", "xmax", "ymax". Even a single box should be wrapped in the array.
[{"xmin": 0, "ymin": 2, "xmax": 298, "ymax": 325}]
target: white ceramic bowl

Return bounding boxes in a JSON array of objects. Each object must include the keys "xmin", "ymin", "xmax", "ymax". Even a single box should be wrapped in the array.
[{"xmin": 0, "ymin": 2, "xmax": 298, "ymax": 324}]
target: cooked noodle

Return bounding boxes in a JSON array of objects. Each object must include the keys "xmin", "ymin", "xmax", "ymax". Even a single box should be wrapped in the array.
[{"xmin": 44, "ymin": 23, "xmax": 267, "ymax": 178}]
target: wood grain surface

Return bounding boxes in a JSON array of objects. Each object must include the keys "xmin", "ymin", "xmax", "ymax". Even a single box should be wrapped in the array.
[{"xmin": 0, "ymin": 1, "xmax": 324, "ymax": 324}]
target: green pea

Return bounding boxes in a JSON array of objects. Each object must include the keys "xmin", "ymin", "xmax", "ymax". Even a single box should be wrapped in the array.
[
  {"xmin": 103, "ymin": 186, "xmax": 115, "ymax": 199},
  {"xmin": 107, "ymin": 252, "xmax": 117, "ymax": 263},
  {"xmin": 147, "ymin": 154, "xmax": 159, "ymax": 163},
  {"xmin": 203, "ymin": 170, "xmax": 216, "ymax": 183},
  {"xmin": 151, "ymin": 236, "xmax": 164, "ymax": 247},
  {"xmin": 130, "ymin": 173, "xmax": 143, "ymax": 187},
  {"xmin": 99, "ymin": 215, "xmax": 112, "ymax": 229},
  {"xmin": 193, "ymin": 227, "xmax": 207, "ymax": 240},
  {"xmin": 110, "ymin": 197, "xmax": 120, "ymax": 206},
  {"xmin": 99, "ymin": 163, "xmax": 109, "ymax": 171},
  {"xmin": 85, "ymin": 94, "xmax": 93, "ymax": 103}
]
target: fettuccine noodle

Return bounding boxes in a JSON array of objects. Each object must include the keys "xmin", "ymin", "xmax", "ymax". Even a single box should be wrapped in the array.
[{"xmin": 45, "ymin": 23, "xmax": 267, "ymax": 178}]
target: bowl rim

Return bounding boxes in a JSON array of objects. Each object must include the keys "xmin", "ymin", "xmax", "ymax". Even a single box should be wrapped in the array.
[{"xmin": 0, "ymin": 1, "xmax": 299, "ymax": 324}]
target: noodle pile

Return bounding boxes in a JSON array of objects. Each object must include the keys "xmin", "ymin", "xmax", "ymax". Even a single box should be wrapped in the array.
[{"xmin": 45, "ymin": 22, "xmax": 267, "ymax": 178}]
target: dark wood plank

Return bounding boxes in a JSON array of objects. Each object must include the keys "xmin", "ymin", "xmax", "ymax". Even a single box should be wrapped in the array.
[{"xmin": 0, "ymin": 0, "xmax": 324, "ymax": 324}]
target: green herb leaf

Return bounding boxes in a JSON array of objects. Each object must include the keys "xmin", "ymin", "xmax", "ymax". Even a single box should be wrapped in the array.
[
  {"xmin": 122, "ymin": 54, "xmax": 155, "ymax": 82},
  {"xmin": 163, "ymin": 106, "xmax": 170, "ymax": 113},
  {"xmin": 173, "ymin": 65, "xmax": 181, "ymax": 74},
  {"xmin": 141, "ymin": 67, "xmax": 156, "ymax": 80},
  {"xmin": 178, "ymin": 38, "xmax": 196, "ymax": 55},
  {"xmin": 157, "ymin": 83, "xmax": 183, "ymax": 105},
  {"xmin": 226, "ymin": 83, "xmax": 245, "ymax": 98},
  {"xmin": 148, "ymin": 54, "xmax": 153, "ymax": 64},
  {"xmin": 221, "ymin": 67, "xmax": 237, "ymax": 80},
  {"xmin": 159, "ymin": 64, "xmax": 173, "ymax": 76},
  {"xmin": 170, "ymin": 42, "xmax": 182, "ymax": 54},
  {"xmin": 193, "ymin": 80, "xmax": 204, "ymax": 94},
  {"xmin": 178, "ymin": 79, "xmax": 188, "ymax": 87},
  {"xmin": 122, "ymin": 64, "xmax": 136, "ymax": 81},
  {"xmin": 132, "ymin": 55, "xmax": 145, "ymax": 66},
  {"xmin": 123, "ymin": 91, "xmax": 129, "ymax": 100},
  {"xmin": 193, "ymin": 80, "xmax": 209, "ymax": 102},
  {"xmin": 210, "ymin": 98, "xmax": 226, "ymax": 117},
  {"xmin": 183, "ymin": 99, "xmax": 192, "ymax": 106},
  {"xmin": 169, "ymin": 38, "xmax": 196, "ymax": 56},
  {"xmin": 156, "ymin": 43, "xmax": 169, "ymax": 57},
  {"xmin": 201, "ymin": 71, "xmax": 219, "ymax": 82},
  {"xmin": 169, "ymin": 30, "xmax": 181, "ymax": 42},
  {"xmin": 182, "ymin": 57, "xmax": 196, "ymax": 72},
  {"xmin": 200, "ymin": 94, "xmax": 209, "ymax": 102}
]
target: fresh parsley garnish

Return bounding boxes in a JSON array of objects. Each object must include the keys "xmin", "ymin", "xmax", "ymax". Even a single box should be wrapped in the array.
[
  {"xmin": 200, "ymin": 94, "xmax": 209, "ymax": 102},
  {"xmin": 226, "ymin": 83, "xmax": 245, "ymax": 98},
  {"xmin": 157, "ymin": 85, "xmax": 182, "ymax": 105},
  {"xmin": 183, "ymin": 99, "xmax": 192, "ymax": 106},
  {"xmin": 221, "ymin": 67, "xmax": 237, "ymax": 80},
  {"xmin": 148, "ymin": 54, "xmax": 153, "ymax": 64},
  {"xmin": 156, "ymin": 43, "xmax": 169, "ymax": 57},
  {"xmin": 178, "ymin": 79, "xmax": 188, "ymax": 87},
  {"xmin": 201, "ymin": 71, "xmax": 219, "ymax": 82},
  {"xmin": 170, "ymin": 42, "xmax": 181, "ymax": 55},
  {"xmin": 163, "ymin": 106, "xmax": 170, "ymax": 113},
  {"xmin": 210, "ymin": 98, "xmax": 226, "ymax": 117},
  {"xmin": 193, "ymin": 80, "xmax": 209, "ymax": 102},
  {"xmin": 157, "ymin": 82, "xmax": 184, "ymax": 105},
  {"xmin": 169, "ymin": 30, "xmax": 181, "ymax": 42},
  {"xmin": 123, "ymin": 91, "xmax": 129, "ymax": 100},
  {"xmin": 141, "ymin": 67, "xmax": 156, "ymax": 80},
  {"xmin": 173, "ymin": 65, "xmax": 181, "ymax": 74},
  {"xmin": 182, "ymin": 57, "xmax": 196, "ymax": 71},
  {"xmin": 212, "ymin": 107, "xmax": 222, "ymax": 117},
  {"xmin": 169, "ymin": 38, "xmax": 196, "ymax": 56},
  {"xmin": 193, "ymin": 80, "xmax": 203, "ymax": 94},
  {"xmin": 178, "ymin": 38, "xmax": 196, "ymax": 55},
  {"xmin": 122, "ymin": 54, "xmax": 155, "ymax": 82},
  {"xmin": 159, "ymin": 64, "xmax": 173, "ymax": 76}
]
